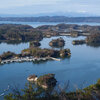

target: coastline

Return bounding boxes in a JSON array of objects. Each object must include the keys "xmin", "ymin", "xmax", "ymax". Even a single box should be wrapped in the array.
[{"xmin": 0, "ymin": 56, "xmax": 61, "ymax": 65}]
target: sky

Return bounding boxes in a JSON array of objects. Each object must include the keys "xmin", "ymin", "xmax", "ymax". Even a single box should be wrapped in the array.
[{"xmin": 0, "ymin": 0, "xmax": 100, "ymax": 16}]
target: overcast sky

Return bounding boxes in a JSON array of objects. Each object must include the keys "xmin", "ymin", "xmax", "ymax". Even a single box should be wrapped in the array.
[{"xmin": 0, "ymin": 0, "xmax": 100, "ymax": 16}]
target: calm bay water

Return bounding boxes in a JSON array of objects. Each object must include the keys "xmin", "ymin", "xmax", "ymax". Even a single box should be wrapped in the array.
[
  {"xmin": 0, "ymin": 22, "xmax": 100, "ymax": 99},
  {"xmin": 0, "ymin": 42, "xmax": 29, "ymax": 54}
]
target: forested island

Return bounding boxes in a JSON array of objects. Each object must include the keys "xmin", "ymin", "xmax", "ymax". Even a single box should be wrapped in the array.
[
  {"xmin": 1, "ymin": 23, "xmax": 100, "ymax": 43},
  {"xmin": 49, "ymin": 38, "xmax": 65, "ymax": 47},
  {"xmin": 72, "ymin": 33, "xmax": 100, "ymax": 46},
  {"xmin": 0, "ymin": 47, "xmax": 71, "ymax": 64},
  {"xmin": 27, "ymin": 73, "xmax": 57, "ymax": 89}
]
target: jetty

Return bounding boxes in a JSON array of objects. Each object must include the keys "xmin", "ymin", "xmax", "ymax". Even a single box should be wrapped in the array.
[{"xmin": 49, "ymin": 57, "xmax": 61, "ymax": 61}]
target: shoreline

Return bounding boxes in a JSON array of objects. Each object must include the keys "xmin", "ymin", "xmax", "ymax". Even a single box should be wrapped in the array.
[{"xmin": 0, "ymin": 56, "xmax": 61, "ymax": 65}]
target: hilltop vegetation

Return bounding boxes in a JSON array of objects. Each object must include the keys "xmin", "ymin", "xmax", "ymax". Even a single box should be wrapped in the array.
[
  {"xmin": 37, "ymin": 24, "xmax": 100, "ymax": 36},
  {"xmin": 0, "ymin": 23, "xmax": 100, "ymax": 47},
  {"xmin": 0, "ymin": 24, "xmax": 100, "ymax": 43},
  {"xmin": 4, "ymin": 77, "xmax": 100, "ymax": 100},
  {"xmin": 22, "ymin": 47, "xmax": 71, "ymax": 58}
]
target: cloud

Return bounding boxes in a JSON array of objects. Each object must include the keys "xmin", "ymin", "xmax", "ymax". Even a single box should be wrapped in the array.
[
  {"xmin": 0, "ymin": 0, "xmax": 100, "ymax": 16},
  {"xmin": 0, "ymin": 0, "xmax": 69, "ymax": 9},
  {"xmin": 0, "ymin": 0, "xmax": 35, "ymax": 9}
]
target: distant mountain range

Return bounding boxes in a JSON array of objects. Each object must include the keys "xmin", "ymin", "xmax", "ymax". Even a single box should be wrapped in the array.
[
  {"xmin": 0, "ymin": 11, "xmax": 97, "ymax": 17},
  {"xmin": 0, "ymin": 16, "xmax": 100, "ymax": 23}
]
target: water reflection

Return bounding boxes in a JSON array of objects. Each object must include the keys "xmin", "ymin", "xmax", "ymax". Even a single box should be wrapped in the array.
[
  {"xmin": 32, "ymin": 60, "xmax": 49, "ymax": 65},
  {"xmin": 0, "ymin": 40, "xmax": 29, "ymax": 45},
  {"xmin": 0, "ymin": 42, "xmax": 29, "ymax": 54},
  {"xmin": 86, "ymin": 43, "xmax": 100, "ymax": 48}
]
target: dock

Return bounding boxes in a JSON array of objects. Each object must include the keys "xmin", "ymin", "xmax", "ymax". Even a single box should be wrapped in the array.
[{"xmin": 49, "ymin": 57, "xmax": 61, "ymax": 61}]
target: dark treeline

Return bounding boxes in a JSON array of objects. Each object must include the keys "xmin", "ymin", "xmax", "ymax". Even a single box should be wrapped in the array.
[
  {"xmin": 0, "ymin": 24, "xmax": 43, "ymax": 42},
  {"xmin": 1, "ymin": 16, "xmax": 100, "ymax": 22},
  {"xmin": 1, "ymin": 24, "xmax": 100, "ymax": 44}
]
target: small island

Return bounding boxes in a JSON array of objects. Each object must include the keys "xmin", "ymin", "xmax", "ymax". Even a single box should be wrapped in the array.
[
  {"xmin": 27, "ymin": 73, "xmax": 57, "ymax": 89},
  {"xmin": 72, "ymin": 40, "xmax": 86, "ymax": 45},
  {"xmin": 49, "ymin": 37, "xmax": 65, "ymax": 48},
  {"xmin": 29, "ymin": 41, "xmax": 41, "ymax": 48}
]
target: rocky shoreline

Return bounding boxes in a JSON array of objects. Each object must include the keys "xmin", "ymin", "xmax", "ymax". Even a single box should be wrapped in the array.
[
  {"xmin": 0, "ymin": 56, "xmax": 62, "ymax": 65},
  {"xmin": 27, "ymin": 73, "xmax": 57, "ymax": 89},
  {"xmin": 72, "ymin": 40, "xmax": 86, "ymax": 45}
]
